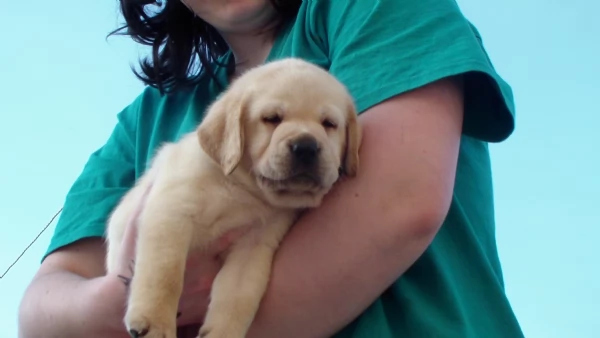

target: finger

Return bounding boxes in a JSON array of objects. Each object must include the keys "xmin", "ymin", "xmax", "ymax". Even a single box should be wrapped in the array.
[{"xmin": 117, "ymin": 274, "xmax": 132, "ymax": 287}]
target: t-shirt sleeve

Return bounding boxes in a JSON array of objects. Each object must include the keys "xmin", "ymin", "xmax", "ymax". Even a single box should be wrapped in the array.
[
  {"xmin": 42, "ymin": 99, "xmax": 139, "ymax": 262},
  {"xmin": 310, "ymin": 0, "xmax": 515, "ymax": 142}
]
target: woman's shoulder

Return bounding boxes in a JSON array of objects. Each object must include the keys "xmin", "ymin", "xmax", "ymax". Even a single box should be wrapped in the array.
[
  {"xmin": 286, "ymin": 0, "xmax": 515, "ymax": 143},
  {"xmin": 40, "ymin": 68, "xmax": 227, "ymax": 263}
]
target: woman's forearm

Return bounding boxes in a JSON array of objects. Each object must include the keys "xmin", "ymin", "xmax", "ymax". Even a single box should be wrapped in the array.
[
  {"xmin": 18, "ymin": 271, "xmax": 128, "ymax": 338},
  {"xmin": 247, "ymin": 184, "xmax": 441, "ymax": 338},
  {"xmin": 246, "ymin": 77, "xmax": 464, "ymax": 338},
  {"xmin": 19, "ymin": 272, "xmax": 110, "ymax": 338}
]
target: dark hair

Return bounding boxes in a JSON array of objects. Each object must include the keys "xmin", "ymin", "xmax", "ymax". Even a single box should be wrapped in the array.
[{"xmin": 108, "ymin": 0, "xmax": 301, "ymax": 93}]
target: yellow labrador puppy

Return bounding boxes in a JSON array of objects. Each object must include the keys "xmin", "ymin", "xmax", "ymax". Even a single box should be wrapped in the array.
[{"xmin": 105, "ymin": 58, "xmax": 362, "ymax": 338}]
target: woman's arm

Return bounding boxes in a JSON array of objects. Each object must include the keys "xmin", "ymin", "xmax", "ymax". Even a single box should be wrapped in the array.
[
  {"xmin": 18, "ymin": 238, "xmax": 131, "ymax": 338},
  {"xmin": 19, "ymin": 75, "xmax": 462, "ymax": 338},
  {"xmin": 246, "ymin": 76, "xmax": 465, "ymax": 338}
]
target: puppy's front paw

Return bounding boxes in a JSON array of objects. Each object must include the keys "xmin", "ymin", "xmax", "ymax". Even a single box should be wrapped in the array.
[{"xmin": 125, "ymin": 304, "xmax": 177, "ymax": 338}]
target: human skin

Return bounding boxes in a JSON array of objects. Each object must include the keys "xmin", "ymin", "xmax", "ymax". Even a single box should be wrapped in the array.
[{"xmin": 17, "ymin": 1, "xmax": 464, "ymax": 337}]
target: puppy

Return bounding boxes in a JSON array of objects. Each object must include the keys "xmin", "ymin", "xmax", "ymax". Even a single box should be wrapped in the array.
[{"xmin": 105, "ymin": 58, "xmax": 362, "ymax": 338}]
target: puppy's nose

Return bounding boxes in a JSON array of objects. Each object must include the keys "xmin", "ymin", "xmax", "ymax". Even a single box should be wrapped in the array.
[{"xmin": 289, "ymin": 136, "xmax": 320, "ymax": 165}]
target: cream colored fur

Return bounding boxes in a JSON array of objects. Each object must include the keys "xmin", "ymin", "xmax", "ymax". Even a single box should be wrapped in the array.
[{"xmin": 105, "ymin": 58, "xmax": 362, "ymax": 338}]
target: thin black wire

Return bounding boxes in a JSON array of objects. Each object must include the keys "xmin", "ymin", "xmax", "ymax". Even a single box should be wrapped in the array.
[{"xmin": 0, "ymin": 208, "xmax": 62, "ymax": 279}]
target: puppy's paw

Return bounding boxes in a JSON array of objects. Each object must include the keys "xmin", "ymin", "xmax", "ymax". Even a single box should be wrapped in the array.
[{"xmin": 125, "ymin": 306, "xmax": 177, "ymax": 338}]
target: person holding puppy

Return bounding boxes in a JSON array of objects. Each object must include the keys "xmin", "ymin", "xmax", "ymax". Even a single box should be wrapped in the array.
[{"xmin": 18, "ymin": 0, "xmax": 525, "ymax": 338}]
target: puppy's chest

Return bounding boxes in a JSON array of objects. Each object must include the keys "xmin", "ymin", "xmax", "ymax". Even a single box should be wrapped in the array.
[{"xmin": 188, "ymin": 187, "xmax": 281, "ymax": 249}]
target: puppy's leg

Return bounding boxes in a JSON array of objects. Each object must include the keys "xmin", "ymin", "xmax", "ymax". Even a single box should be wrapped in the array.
[
  {"xmin": 199, "ymin": 213, "xmax": 295, "ymax": 338},
  {"xmin": 124, "ymin": 196, "xmax": 195, "ymax": 338},
  {"xmin": 106, "ymin": 171, "xmax": 156, "ymax": 274}
]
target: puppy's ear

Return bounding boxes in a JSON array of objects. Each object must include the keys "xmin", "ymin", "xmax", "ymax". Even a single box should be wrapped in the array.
[
  {"xmin": 342, "ymin": 101, "xmax": 362, "ymax": 177},
  {"xmin": 197, "ymin": 91, "xmax": 246, "ymax": 175}
]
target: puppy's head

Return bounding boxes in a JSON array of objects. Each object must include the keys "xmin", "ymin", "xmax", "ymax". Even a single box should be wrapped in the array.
[{"xmin": 198, "ymin": 58, "xmax": 361, "ymax": 209}]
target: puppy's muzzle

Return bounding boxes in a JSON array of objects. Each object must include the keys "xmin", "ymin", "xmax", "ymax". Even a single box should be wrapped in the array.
[
  {"xmin": 257, "ymin": 134, "xmax": 325, "ymax": 193},
  {"xmin": 289, "ymin": 135, "xmax": 320, "ymax": 169}
]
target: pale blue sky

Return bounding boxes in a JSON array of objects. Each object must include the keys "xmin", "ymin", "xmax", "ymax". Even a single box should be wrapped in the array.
[{"xmin": 0, "ymin": 1, "xmax": 598, "ymax": 337}]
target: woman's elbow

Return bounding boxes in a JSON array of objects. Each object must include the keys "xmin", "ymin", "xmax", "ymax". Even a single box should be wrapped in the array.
[
  {"xmin": 382, "ymin": 185, "xmax": 453, "ymax": 247},
  {"xmin": 412, "ymin": 199, "xmax": 451, "ymax": 240},
  {"xmin": 18, "ymin": 276, "xmax": 44, "ymax": 338}
]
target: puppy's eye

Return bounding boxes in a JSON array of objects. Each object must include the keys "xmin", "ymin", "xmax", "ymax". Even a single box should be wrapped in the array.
[
  {"xmin": 262, "ymin": 115, "xmax": 282, "ymax": 125},
  {"xmin": 322, "ymin": 119, "xmax": 337, "ymax": 129}
]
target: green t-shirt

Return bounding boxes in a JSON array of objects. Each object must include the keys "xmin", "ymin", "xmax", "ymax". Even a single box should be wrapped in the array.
[{"xmin": 44, "ymin": 0, "xmax": 524, "ymax": 337}]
